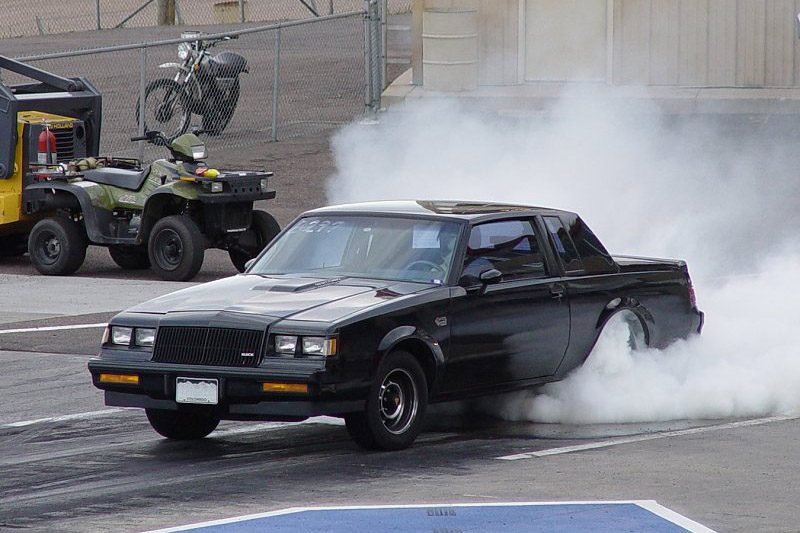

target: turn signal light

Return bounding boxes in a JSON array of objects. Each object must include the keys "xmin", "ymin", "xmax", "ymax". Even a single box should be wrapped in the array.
[
  {"xmin": 99, "ymin": 373, "xmax": 140, "ymax": 385},
  {"xmin": 261, "ymin": 382, "xmax": 308, "ymax": 394}
]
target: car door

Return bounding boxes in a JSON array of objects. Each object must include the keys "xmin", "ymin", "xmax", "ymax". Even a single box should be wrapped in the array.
[{"xmin": 442, "ymin": 218, "xmax": 570, "ymax": 393}]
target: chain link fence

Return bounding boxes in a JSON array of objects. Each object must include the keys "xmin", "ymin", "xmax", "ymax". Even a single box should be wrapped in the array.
[
  {"xmin": 1, "ymin": 0, "xmax": 409, "ymax": 39},
  {"xmin": 4, "ymin": 7, "xmax": 382, "ymax": 164}
]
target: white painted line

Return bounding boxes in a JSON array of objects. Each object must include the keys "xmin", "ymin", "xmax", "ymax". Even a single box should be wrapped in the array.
[
  {"xmin": 497, "ymin": 415, "xmax": 798, "ymax": 461},
  {"xmin": 142, "ymin": 501, "xmax": 716, "ymax": 533},
  {"xmin": 1, "ymin": 408, "xmax": 126, "ymax": 428},
  {"xmin": 637, "ymin": 501, "xmax": 717, "ymax": 533},
  {"xmin": 0, "ymin": 322, "xmax": 107, "ymax": 335}
]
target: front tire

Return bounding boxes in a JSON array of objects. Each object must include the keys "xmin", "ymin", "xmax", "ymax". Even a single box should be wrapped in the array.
[
  {"xmin": 109, "ymin": 245, "xmax": 151, "ymax": 270},
  {"xmin": 145, "ymin": 409, "xmax": 220, "ymax": 440},
  {"xmin": 148, "ymin": 215, "xmax": 205, "ymax": 281},
  {"xmin": 137, "ymin": 79, "xmax": 191, "ymax": 143},
  {"xmin": 28, "ymin": 216, "xmax": 87, "ymax": 276},
  {"xmin": 345, "ymin": 350, "xmax": 427, "ymax": 451},
  {"xmin": 229, "ymin": 210, "xmax": 280, "ymax": 272}
]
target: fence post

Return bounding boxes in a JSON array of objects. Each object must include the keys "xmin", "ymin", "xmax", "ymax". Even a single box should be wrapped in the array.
[
  {"xmin": 138, "ymin": 47, "xmax": 147, "ymax": 162},
  {"xmin": 271, "ymin": 25, "xmax": 282, "ymax": 142},
  {"xmin": 239, "ymin": 0, "xmax": 245, "ymax": 22},
  {"xmin": 380, "ymin": 0, "xmax": 386, "ymax": 91},
  {"xmin": 96, "ymin": 0, "xmax": 101, "ymax": 30},
  {"xmin": 369, "ymin": 0, "xmax": 381, "ymax": 114},
  {"xmin": 363, "ymin": 1, "xmax": 373, "ymax": 118}
]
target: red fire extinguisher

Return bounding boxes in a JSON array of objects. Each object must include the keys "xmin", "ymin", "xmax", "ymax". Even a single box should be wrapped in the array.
[{"xmin": 37, "ymin": 125, "xmax": 57, "ymax": 167}]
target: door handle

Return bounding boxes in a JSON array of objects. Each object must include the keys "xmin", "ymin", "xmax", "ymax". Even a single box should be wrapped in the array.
[{"xmin": 550, "ymin": 285, "xmax": 565, "ymax": 300}]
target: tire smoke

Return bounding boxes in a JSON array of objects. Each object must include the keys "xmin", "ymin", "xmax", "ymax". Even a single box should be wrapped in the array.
[{"xmin": 328, "ymin": 92, "xmax": 800, "ymax": 423}]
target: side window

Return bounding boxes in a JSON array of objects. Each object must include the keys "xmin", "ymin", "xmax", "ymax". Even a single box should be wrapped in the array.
[
  {"xmin": 543, "ymin": 216, "xmax": 583, "ymax": 273},
  {"xmin": 559, "ymin": 213, "xmax": 617, "ymax": 274},
  {"xmin": 462, "ymin": 219, "xmax": 548, "ymax": 281}
]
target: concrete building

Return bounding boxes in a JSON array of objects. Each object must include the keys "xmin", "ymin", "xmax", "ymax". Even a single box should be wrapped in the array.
[{"xmin": 384, "ymin": 0, "xmax": 800, "ymax": 114}]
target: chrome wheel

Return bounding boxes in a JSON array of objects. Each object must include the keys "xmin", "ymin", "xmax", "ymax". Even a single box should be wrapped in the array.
[{"xmin": 379, "ymin": 369, "xmax": 418, "ymax": 435}]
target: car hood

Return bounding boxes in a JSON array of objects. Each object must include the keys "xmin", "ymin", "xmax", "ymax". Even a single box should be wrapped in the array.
[{"xmin": 128, "ymin": 274, "xmax": 435, "ymax": 323}]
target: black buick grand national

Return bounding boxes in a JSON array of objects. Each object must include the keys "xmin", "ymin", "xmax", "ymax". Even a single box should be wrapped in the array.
[{"xmin": 89, "ymin": 201, "xmax": 703, "ymax": 450}]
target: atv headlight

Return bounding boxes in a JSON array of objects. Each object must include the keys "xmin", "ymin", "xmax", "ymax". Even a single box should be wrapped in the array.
[
  {"xmin": 110, "ymin": 326, "xmax": 133, "ymax": 346},
  {"xmin": 260, "ymin": 178, "xmax": 269, "ymax": 191},
  {"xmin": 210, "ymin": 181, "xmax": 223, "ymax": 193}
]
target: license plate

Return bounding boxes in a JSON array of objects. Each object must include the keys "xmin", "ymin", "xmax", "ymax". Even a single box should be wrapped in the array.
[{"xmin": 176, "ymin": 377, "xmax": 218, "ymax": 405}]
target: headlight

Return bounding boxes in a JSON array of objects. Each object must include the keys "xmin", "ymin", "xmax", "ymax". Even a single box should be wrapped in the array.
[
  {"xmin": 275, "ymin": 335, "xmax": 298, "ymax": 354},
  {"xmin": 134, "ymin": 328, "xmax": 156, "ymax": 347},
  {"xmin": 260, "ymin": 178, "xmax": 269, "ymax": 191},
  {"xmin": 210, "ymin": 181, "xmax": 223, "ymax": 193},
  {"xmin": 178, "ymin": 42, "xmax": 191, "ymax": 60},
  {"xmin": 302, "ymin": 337, "xmax": 337, "ymax": 357},
  {"xmin": 110, "ymin": 326, "xmax": 133, "ymax": 346}
]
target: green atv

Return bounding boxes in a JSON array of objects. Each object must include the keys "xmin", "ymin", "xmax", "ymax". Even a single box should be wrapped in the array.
[{"xmin": 25, "ymin": 131, "xmax": 280, "ymax": 281}]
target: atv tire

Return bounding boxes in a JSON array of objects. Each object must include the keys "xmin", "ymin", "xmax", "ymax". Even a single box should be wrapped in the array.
[
  {"xmin": 28, "ymin": 216, "xmax": 88, "ymax": 276},
  {"xmin": 148, "ymin": 215, "xmax": 205, "ymax": 281},
  {"xmin": 229, "ymin": 210, "xmax": 280, "ymax": 272},
  {"xmin": 109, "ymin": 245, "xmax": 151, "ymax": 270}
]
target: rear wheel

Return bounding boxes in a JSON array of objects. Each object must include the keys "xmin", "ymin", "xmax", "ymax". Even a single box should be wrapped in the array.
[
  {"xmin": 148, "ymin": 215, "xmax": 205, "ymax": 281},
  {"xmin": 28, "ymin": 216, "xmax": 87, "ymax": 275},
  {"xmin": 202, "ymin": 81, "xmax": 240, "ymax": 135},
  {"xmin": 145, "ymin": 409, "xmax": 220, "ymax": 440},
  {"xmin": 345, "ymin": 350, "xmax": 427, "ymax": 451},
  {"xmin": 229, "ymin": 210, "xmax": 280, "ymax": 272},
  {"xmin": 109, "ymin": 245, "xmax": 150, "ymax": 270}
]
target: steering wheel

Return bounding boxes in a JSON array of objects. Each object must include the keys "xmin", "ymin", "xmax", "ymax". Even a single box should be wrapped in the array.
[{"xmin": 405, "ymin": 260, "xmax": 445, "ymax": 277}]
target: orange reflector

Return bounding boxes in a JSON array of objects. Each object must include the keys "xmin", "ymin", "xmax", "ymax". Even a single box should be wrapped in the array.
[
  {"xmin": 261, "ymin": 382, "xmax": 308, "ymax": 394},
  {"xmin": 99, "ymin": 373, "xmax": 139, "ymax": 385}
]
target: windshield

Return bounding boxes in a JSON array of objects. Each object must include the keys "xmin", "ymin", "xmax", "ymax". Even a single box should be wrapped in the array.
[{"xmin": 251, "ymin": 215, "xmax": 463, "ymax": 284}]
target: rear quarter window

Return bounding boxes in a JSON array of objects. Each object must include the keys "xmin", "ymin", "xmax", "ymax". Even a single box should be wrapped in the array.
[{"xmin": 558, "ymin": 213, "xmax": 618, "ymax": 275}]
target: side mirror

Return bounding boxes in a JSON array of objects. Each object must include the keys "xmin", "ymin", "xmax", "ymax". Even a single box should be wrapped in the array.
[{"xmin": 479, "ymin": 269, "xmax": 502, "ymax": 284}]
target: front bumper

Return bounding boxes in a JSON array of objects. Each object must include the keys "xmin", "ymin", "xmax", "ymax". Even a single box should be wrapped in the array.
[{"xmin": 87, "ymin": 358, "xmax": 365, "ymax": 419}]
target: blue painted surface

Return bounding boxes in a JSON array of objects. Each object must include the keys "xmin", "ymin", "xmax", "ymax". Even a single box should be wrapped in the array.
[{"xmin": 175, "ymin": 504, "xmax": 695, "ymax": 532}]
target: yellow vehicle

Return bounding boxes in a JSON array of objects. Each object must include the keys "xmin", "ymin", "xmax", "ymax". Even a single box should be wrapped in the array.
[{"xmin": 0, "ymin": 56, "xmax": 101, "ymax": 257}]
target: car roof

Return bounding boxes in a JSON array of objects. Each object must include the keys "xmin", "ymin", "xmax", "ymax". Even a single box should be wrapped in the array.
[{"xmin": 304, "ymin": 200, "xmax": 575, "ymax": 222}]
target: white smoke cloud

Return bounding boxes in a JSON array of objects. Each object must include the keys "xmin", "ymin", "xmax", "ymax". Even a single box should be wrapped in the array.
[{"xmin": 327, "ymin": 89, "xmax": 800, "ymax": 424}]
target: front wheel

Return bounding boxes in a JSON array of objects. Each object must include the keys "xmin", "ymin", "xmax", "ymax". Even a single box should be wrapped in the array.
[
  {"xmin": 148, "ymin": 215, "xmax": 205, "ymax": 281},
  {"xmin": 229, "ymin": 210, "xmax": 280, "ymax": 272},
  {"xmin": 145, "ymin": 409, "xmax": 220, "ymax": 440},
  {"xmin": 345, "ymin": 350, "xmax": 427, "ymax": 451},
  {"xmin": 28, "ymin": 216, "xmax": 88, "ymax": 276},
  {"xmin": 137, "ymin": 79, "xmax": 191, "ymax": 143}
]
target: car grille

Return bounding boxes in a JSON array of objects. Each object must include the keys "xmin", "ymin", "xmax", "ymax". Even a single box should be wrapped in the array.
[{"xmin": 152, "ymin": 326, "xmax": 264, "ymax": 367}]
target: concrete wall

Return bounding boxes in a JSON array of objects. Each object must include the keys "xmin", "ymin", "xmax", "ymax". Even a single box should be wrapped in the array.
[{"xmin": 411, "ymin": 0, "xmax": 800, "ymax": 88}]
